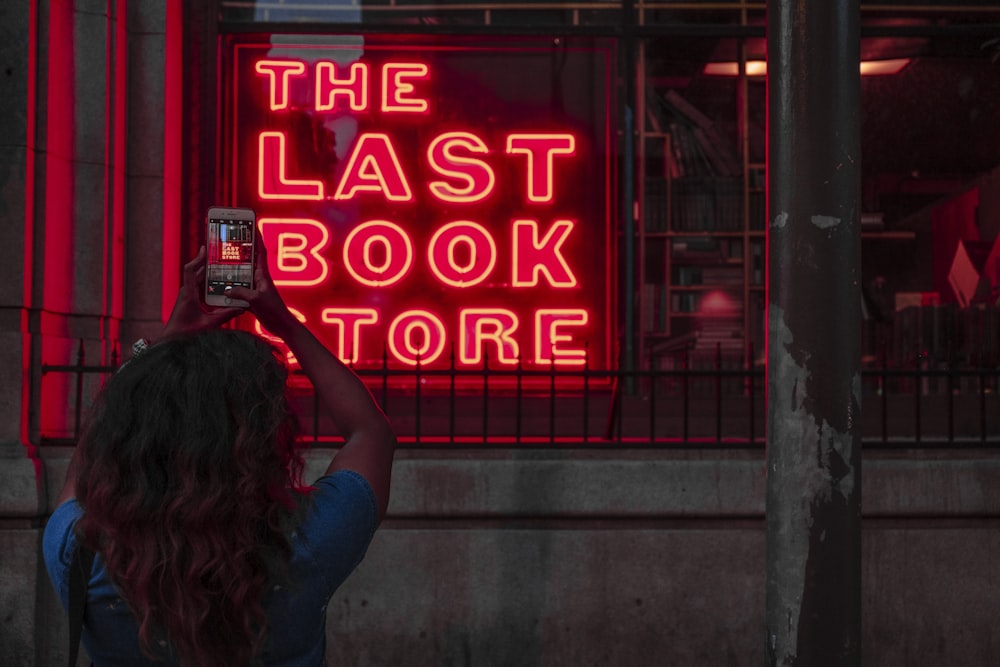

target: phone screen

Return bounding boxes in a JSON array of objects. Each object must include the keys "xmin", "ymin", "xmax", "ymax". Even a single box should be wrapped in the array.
[{"xmin": 206, "ymin": 217, "xmax": 254, "ymax": 297}]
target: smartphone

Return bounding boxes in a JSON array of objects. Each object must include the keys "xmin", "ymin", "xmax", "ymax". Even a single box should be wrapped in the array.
[{"xmin": 205, "ymin": 207, "xmax": 256, "ymax": 308}]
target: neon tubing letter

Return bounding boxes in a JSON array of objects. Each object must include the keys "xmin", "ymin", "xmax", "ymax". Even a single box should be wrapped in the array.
[
  {"xmin": 427, "ymin": 221, "xmax": 496, "ymax": 288},
  {"xmin": 254, "ymin": 60, "xmax": 307, "ymax": 110},
  {"xmin": 505, "ymin": 133, "xmax": 575, "ymax": 202},
  {"xmin": 382, "ymin": 63, "xmax": 429, "ymax": 113},
  {"xmin": 459, "ymin": 309, "xmax": 519, "ymax": 365},
  {"xmin": 258, "ymin": 218, "xmax": 330, "ymax": 286},
  {"xmin": 427, "ymin": 132, "xmax": 495, "ymax": 203},
  {"xmin": 321, "ymin": 308, "xmax": 378, "ymax": 364},
  {"xmin": 535, "ymin": 309, "xmax": 588, "ymax": 366},
  {"xmin": 316, "ymin": 61, "xmax": 369, "ymax": 112},
  {"xmin": 258, "ymin": 131, "xmax": 324, "ymax": 200},
  {"xmin": 333, "ymin": 133, "xmax": 412, "ymax": 201},
  {"xmin": 512, "ymin": 219, "xmax": 577, "ymax": 287},
  {"xmin": 388, "ymin": 310, "xmax": 446, "ymax": 366},
  {"xmin": 343, "ymin": 220, "xmax": 413, "ymax": 287}
]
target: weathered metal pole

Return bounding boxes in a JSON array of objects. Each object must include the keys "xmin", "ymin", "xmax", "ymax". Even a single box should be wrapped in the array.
[{"xmin": 765, "ymin": 0, "xmax": 862, "ymax": 665}]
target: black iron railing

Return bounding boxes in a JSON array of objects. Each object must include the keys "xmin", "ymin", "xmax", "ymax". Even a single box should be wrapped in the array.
[{"xmin": 39, "ymin": 341, "xmax": 999, "ymax": 447}]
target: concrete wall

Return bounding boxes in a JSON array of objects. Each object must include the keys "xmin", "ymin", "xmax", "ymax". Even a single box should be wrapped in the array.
[
  {"xmin": 1, "ymin": 2, "xmax": 999, "ymax": 666},
  {"xmin": 23, "ymin": 447, "xmax": 1000, "ymax": 666}
]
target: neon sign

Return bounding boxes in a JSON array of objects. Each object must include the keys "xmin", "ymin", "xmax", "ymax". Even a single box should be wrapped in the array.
[{"xmin": 230, "ymin": 38, "xmax": 614, "ymax": 375}]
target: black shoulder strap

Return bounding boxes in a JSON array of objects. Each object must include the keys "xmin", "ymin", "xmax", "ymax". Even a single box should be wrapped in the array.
[{"xmin": 68, "ymin": 544, "xmax": 95, "ymax": 667}]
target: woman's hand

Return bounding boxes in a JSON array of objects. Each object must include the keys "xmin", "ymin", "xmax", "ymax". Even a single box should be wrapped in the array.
[
  {"xmin": 162, "ymin": 246, "xmax": 243, "ymax": 340},
  {"xmin": 226, "ymin": 230, "xmax": 298, "ymax": 338}
]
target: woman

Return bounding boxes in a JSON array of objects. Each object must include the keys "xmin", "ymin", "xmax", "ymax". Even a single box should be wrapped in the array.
[{"xmin": 43, "ymin": 236, "xmax": 396, "ymax": 666}]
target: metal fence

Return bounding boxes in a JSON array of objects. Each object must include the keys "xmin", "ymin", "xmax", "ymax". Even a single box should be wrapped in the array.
[{"xmin": 39, "ymin": 341, "xmax": 1000, "ymax": 447}]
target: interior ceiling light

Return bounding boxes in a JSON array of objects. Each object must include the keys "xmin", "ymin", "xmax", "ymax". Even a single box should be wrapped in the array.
[{"xmin": 703, "ymin": 58, "xmax": 910, "ymax": 77}]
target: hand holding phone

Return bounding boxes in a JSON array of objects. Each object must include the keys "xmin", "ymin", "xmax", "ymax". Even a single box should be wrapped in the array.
[
  {"xmin": 162, "ymin": 246, "xmax": 243, "ymax": 340},
  {"xmin": 205, "ymin": 207, "xmax": 256, "ymax": 308},
  {"xmin": 224, "ymin": 225, "xmax": 298, "ymax": 339}
]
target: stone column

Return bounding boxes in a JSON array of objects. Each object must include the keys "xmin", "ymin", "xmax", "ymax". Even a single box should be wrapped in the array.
[{"xmin": 0, "ymin": 0, "xmax": 173, "ymax": 662}]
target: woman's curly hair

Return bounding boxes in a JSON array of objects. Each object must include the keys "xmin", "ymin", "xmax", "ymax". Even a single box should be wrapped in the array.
[{"xmin": 74, "ymin": 329, "xmax": 308, "ymax": 666}]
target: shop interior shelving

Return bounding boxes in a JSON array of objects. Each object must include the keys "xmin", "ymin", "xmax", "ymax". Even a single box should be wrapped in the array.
[{"xmin": 637, "ymin": 32, "xmax": 766, "ymax": 371}]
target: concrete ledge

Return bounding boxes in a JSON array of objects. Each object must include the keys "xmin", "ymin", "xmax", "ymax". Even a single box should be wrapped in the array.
[
  {"xmin": 28, "ymin": 448, "xmax": 1000, "ymax": 520},
  {"xmin": 299, "ymin": 449, "xmax": 1000, "ymax": 519},
  {"xmin": 0, "ymin": 451, "xmax": 42, "ymax": 517}
]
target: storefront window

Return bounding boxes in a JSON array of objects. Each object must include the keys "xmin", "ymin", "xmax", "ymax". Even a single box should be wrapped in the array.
[
  {"xmin": 222, "ymin": 33, "xmax": 617, "ymax": 376},
  {"xmin": 215, "ymin": 2, "xmax": 1000, "ymax": 384}
]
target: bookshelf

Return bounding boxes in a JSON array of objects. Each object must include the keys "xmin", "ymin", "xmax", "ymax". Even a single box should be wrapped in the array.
[{"xmin": 638, "ymin": 66, "xmax": 765, "ymax": 369}]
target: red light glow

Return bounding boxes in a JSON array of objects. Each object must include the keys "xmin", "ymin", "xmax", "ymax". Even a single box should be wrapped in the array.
[
  {"xmin": 333, "ymin": 133, "xmax": 413, "ymax": 201},
  {"xmin": 512, "ymin": 220, "xmax": 577, "ymax": 287},
  {"xmin": 321, "ymin": 308, "xmax": 379, "ymax": 364},
  {"xmin": 316, "ymin": 61, "xmax": 368, "ymax": 112},
  {"xmin": 388, "ymin": 309, "xmax": 448, "ymax": 366},
  {"xmin": 382, "ymin": 63, "xmax": 430, "ymax": 112},
  {"xmin": 535, "ymin": 309, "xmax": 588, "ymax": 365},
  {"xmin": 255, "ymin": 60, "xmax": 307, "ymax": 110},
  {"xmin": 506, "ymin": 134, "xmax": 576, "ymax": 203},
  {"xmin": 699, "ymin": 290, "xmax": 739, "ymax": 317},
  {"xmin": 460, "ymin": 309, "xmax": 520, "ymax": 365},
  {"xmin": 258, "ymin": 131, "xmax": 324, "ymax": 200},
  {"xmin": 259, "ymin": 218, "xmax": 330, "ymax": 286},
  {"xmin": 343, "ymin": 220, "xmax": 414, "ymax": 287},
  {"xmin": 427, "ymin": 132, "xmax": 496, "ymax": 203},
  {"xmin": 428, "ymin": 221, "xmax": 497, "ymax": 287}
]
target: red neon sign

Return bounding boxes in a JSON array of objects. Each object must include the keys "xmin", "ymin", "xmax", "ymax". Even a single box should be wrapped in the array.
[{"xmin": 230, "ymin": 38, "xmax": 614, "ymax": 376}]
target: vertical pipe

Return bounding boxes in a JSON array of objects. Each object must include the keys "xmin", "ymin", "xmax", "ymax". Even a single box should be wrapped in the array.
[
  {"xmin": 516, "ymin": 355, "xmax": 523, "ymax": 444},
  {"xmin": 74, "ymin": 339, "xmax": 85, "ymax": 439},
  {"xmin": 881, "ymin": 342, "xmax": 888, "ymax": 445},
  {"xmin": 482, "ymin": 350, "xmax": 489, "ymax": 445},
  {"xmin": 648, "ymin": 345, "xmax": 656, "ymax": 441},
  {"xmin": 947, "ymin": 348, "xmax": 954, "ymax": 443},
  {"xmin": 682, "ymin": 350, "xmax": 689, "ymax": 442},
  {"xmin": 415, "ymin": 356, "xmax": 421, "ymax": 446},
  {"xmin": 981, "ymin": 368, "xmax": 987, "ymax": 446},
  {"xmin": 622, "ymin": 0, "xmax": 637, "ymax": 378},
  {"xmin": 312, "ymin": 387, "xmax": 319, "ymax": 444},
  {"xmin": 549, "ymin": 361, "xmax": 556, "ymax": 443},
  {"xmin": 715, "ymin": 342, "xmax": 722, "ymax": 443},
  {"xmin": 749, "ymin": 341, "xmax": 756, "ymax": 445},
  {"xmin": 583, "ymin": 345, "xmax": 590, "ymax": 443},
  {"xmin": 381, "ymin": 344, "xmax": 388, "ymax": 414},
  {"xmin": 914, "ymin": 353, "xmax": 922, "ymax": 444},
  {"xmin": 765, "ymin": 0, "xmax": 862, "ymax": 664},
  {"xmin": 449, "ymin": 346, "xmax": 456, "ymax": 442}
]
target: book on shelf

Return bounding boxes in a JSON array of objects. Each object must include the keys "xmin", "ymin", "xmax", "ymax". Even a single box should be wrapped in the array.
[
  {"xmin": 673, "ymin": 266, "xmax": 704, "ymax": 285},
  {"xmin": 701, "ymin": 266, "xmax": 744, "ymax": 286},
  {"xmin": 671, "ymin": 292, "xmax": 699, "ymax": 313},
  {"xmin": 673, "ymin": 236, "xmax": 746, "ymax": 261},
  {"xmin": 643, "ymin": 178, "xmax": 668, "ymax": 232},
  {"xmin": 657, "ymin": 90, "xmax": 742, "ymax": 180},
  {"xmin": 641, "ymin": 284, "xmax": 669, "ymax": 333},
  {"xmin": 693, "ymin": 127, "xmax": 741, "ymax": 178},
  {"xmin": 672, "ymin": 235, "xmax": 720, "ymax": 258},
  {"xmin": 750, "ymin": 241, "xmax": 764, "ymax": 285}
]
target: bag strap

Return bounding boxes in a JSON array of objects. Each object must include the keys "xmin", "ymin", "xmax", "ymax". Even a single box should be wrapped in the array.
[{"xmin": 68, "ymin": 544, "xmax": 95, "ymax": 667}]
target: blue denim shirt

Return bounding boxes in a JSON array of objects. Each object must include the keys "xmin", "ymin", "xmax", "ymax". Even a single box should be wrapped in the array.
[{"xmin": 43, "ymin": 469, "xmax": 378, "ymax": 667}]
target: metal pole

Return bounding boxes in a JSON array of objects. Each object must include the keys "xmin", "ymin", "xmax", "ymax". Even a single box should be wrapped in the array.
[{"xmin": 765, "ymin": 0, "xmax": 862, "ymax": 664}]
